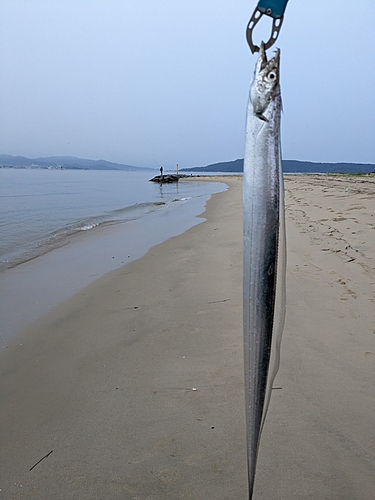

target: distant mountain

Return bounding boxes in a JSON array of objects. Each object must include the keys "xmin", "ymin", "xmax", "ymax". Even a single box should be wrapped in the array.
[
  {"xmin": 0, "ymin": 154, "xmax": 153, "ymax": 171},
  {"xmin": 3, "ymin": 154, "xmax": 374, "ymax": 174},
  {"xmin": 181, "ymin": 159, "xmax": 375, "ymax": 174}
]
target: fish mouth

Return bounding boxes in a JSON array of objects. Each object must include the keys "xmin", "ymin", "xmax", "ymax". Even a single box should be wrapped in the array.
[{"xmin": 259, "ymin": 42, "xmax": 280, "ymax": 73}]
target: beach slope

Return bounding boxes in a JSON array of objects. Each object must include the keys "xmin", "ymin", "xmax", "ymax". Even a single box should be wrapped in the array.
[{"xmin": 1, "ymin": 175, "xmax": 374, "ymax": 499}]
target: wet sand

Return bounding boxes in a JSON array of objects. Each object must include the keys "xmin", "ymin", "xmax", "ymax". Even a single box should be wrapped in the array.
[
  {"xmin": 0, "ymin": 182, "xmax": 226, "ymax": 345},
  {"xmin": 1, "ymin": 174, "xmax": 374, "ymax": 499}
]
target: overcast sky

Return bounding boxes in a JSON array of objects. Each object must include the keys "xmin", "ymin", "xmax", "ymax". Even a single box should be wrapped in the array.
[{"xmin": 1, "ymin": 0, "xmax": 374, "ymax": 168}]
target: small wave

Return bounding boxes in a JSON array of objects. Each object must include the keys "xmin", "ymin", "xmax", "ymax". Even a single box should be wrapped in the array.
[
  {"xmin": 79, "ymin": 223, "xmax": 98, "ymax": 231},
  {"xmin": 110, "ymin": 200, "xmax": 166, "ymax": 217}
]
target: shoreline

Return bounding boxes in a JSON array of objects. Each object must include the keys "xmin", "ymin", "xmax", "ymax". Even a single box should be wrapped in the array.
[
  {"xmin": 0, "ymin": 179, "xmax": 227, "ymax": 346},
  {"xmin": 1, "ymin": 168, "xmax": 232, "ymax": 276},
  {"xmin": 1, "ymin": 174, "xmax": 374, "ymax": 499}
]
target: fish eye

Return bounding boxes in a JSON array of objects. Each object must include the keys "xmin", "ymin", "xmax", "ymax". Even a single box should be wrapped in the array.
[{"xmin": 268, "ymin": 72, "xmax": 276, "ymax": 81}]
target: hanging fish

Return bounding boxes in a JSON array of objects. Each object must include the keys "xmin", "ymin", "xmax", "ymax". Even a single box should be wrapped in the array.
[{"xmin": 243, "ymin": 42, "xmax": 286, "ymax": 498}]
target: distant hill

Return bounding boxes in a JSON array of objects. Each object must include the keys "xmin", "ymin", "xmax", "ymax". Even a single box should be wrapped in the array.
[
  {"xmin": 3, "ymin": 154, "xmax": 374, "ymax": 174},
  {"xmin": 0, "ymin": 154, "xmax": 153, "ymax": 171},
  {"xmin": 181, "ymin": 159, "xmax": 375, "ymax": 174}
]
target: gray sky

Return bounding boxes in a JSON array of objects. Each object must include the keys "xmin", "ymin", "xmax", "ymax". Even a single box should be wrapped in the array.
[{"xmin": 1, "ymin": 0, "xmax": 374, "ymax": 168}]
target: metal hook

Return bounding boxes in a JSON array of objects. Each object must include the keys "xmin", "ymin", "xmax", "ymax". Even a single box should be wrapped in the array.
[{"xmin": 246, "ymin": 6, "xmax": 284, "ymax": 54}]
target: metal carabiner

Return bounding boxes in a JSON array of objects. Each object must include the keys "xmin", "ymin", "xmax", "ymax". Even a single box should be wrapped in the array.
[{"xmin": 246, "ymin": 0, "xmax": 289, "ymax": 54}]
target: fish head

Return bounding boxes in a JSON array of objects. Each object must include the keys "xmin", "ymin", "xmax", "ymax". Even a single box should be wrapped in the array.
[{"xmin": 250, "ymin": 43, "xmax": 280, "ymax": 121}]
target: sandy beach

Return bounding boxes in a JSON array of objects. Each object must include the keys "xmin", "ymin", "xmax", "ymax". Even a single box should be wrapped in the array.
[{"xmin": 1, "ymin": 174, "xmax": 374, "ymax": 499}]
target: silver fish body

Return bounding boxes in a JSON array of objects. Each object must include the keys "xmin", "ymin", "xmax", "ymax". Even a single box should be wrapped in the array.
[{"xmin": 243, "ymin": 45, "xmax": 286, "ymax": 498}]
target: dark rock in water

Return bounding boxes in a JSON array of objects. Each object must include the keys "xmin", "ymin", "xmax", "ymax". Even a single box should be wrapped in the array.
[{"xmin": 149, "ymin": 174, "xmax": 179, "ymax": 183}]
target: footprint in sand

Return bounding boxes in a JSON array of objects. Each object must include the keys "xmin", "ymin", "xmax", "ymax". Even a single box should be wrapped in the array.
[{"xmin": 157, "ymin": 467, "xmax": 180, "ymax": 484}]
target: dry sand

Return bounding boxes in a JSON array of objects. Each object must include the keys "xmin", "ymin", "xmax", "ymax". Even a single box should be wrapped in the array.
[{"xmin": 1, "ymin": 174, "xmax": 374, "ymax": 499}]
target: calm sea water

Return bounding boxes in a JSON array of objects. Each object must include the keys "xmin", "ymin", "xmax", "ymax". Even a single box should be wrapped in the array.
[{"xmin": 0, "ymin": 168, "xmax": 226, "ymax": 271}]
